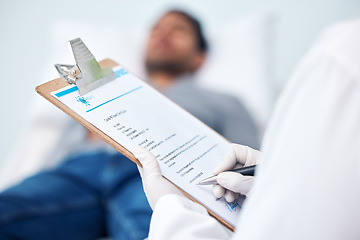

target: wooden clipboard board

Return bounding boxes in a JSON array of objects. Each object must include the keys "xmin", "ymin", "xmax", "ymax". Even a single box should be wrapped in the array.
[{"xmin": 36, "ymin": 58, "xmax": 235, "ymax": 231}]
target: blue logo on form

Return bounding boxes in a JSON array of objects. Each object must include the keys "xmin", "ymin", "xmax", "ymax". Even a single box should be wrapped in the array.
[{"xmin": 75, "ymin": 95, "xmax": 95, "ymax": 106}]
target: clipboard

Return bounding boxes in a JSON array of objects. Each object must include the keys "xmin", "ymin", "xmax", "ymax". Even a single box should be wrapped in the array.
[
  {"xmin": 36, "ymin": 39, "xmax": 235, "ymax": 231},
  {"xmin": 36, "ymin": 59, "xmax": 139, "ymax": 164}
]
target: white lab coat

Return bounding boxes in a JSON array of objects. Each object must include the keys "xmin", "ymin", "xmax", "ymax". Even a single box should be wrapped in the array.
[{"xmin": 147, "ymin": 19, "xmax": 360, "ymax": 240}]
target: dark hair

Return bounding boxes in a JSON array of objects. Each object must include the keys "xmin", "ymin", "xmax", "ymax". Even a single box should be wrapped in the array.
[{"xmin": 167, "ymin": 10, "xmax": 208, "ymax": 53}]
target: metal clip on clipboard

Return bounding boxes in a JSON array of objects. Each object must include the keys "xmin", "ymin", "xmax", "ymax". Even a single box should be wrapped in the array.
[{"xmin": 54, "ymin": 38, "xmax": 116, "ymax": 96}]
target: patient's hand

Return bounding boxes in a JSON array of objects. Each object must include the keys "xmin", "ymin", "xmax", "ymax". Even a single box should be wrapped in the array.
[{"xmin": 86, "ymin": 129, "xmax": 102, "ymax": 142}]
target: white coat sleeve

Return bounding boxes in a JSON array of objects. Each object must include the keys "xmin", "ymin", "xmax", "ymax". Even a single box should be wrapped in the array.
[
  {"xmin": 231, "ymin": 21, "xmax": 360, "ymax": 240},
  {"xmin": 148, "ymin": 194, "xmax": 232, "ymax": 240}
]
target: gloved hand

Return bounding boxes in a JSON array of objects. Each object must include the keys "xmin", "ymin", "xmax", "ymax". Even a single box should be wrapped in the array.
[
  {"xmin": 133, "ymin": 147, "xmax": 183, "ymax": 210},
  {"xmin": 213, "ymin": 143, "xmax": 261, "ymax": 202}
]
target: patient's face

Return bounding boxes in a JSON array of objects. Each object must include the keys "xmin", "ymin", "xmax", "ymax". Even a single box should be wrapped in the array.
[{"xmin": 145, "ymin": 12, "xmax": 203, "ymax": 76}]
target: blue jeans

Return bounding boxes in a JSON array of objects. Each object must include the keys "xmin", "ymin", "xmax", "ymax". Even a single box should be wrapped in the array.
[{"xmin": 0, "ymin": 151, "xmax": 152, "ymax": 240}]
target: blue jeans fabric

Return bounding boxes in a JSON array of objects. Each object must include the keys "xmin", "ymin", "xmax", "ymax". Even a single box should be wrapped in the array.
[{"xmin": 0, "ymin": 151, "xmax": 152, "ymax": 240}]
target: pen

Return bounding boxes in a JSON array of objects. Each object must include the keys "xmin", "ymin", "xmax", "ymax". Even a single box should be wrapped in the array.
[{"xmin": 196, "ymin": 165, "xmax": 256, "ymax": 185}]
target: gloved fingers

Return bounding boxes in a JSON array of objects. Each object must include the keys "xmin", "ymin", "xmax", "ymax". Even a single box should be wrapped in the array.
[
  {"xmin": 217, "ymin": 172, "xmax": 254, "ymax": 196},
  {"xmin": 213, "ymin": 144, "xmax": 259, "ymax": 175},
  {"xmin": 213, "ymin": 184, "xmax": 240, "ymax": 202},
  {"xmin": 134, "ymin": 147, "xmax": 184, "ymax": 209},
  {"xmin": 133, "ymin": 147, "xmax": 162, "ymax": 179},
  {"xmin": 213, "ymin": 184, "xmax": 226, "ymax": 199},
  {"xmin": 224, "ymin": 190, "xmax": 240, "ymax": 203},
  {"xmin": 237, "ymin": 146, "xmax": 260, "ymax": 167},
  {"xmin": 213, "ymin": 144, "xmax": 243, "ymax": 174}
]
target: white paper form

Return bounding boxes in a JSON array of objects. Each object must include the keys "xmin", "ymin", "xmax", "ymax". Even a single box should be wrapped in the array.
[{"xmin": 51, "ymin": 66, "xmax": 245, "ymax": 227}]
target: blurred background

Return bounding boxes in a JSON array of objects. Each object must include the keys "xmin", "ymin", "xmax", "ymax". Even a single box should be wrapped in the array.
[{"xmin": 1, "ymin": 0, "xmax": 360, "ymax": 189}]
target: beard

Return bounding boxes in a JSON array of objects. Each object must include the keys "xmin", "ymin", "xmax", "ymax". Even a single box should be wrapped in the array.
[{"xmin": 145, "ymin": 59, "xmax": 191, "ymax": 77}]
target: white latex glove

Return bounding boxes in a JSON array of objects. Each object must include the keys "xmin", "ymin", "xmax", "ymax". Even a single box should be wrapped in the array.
[
  {"xmin": 133, "ymin": 147, "xmax": 183, "ymax": 210},
  {"xmin": 213, "ymin": 143, "xmax": 261, "ymax": 202}
]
